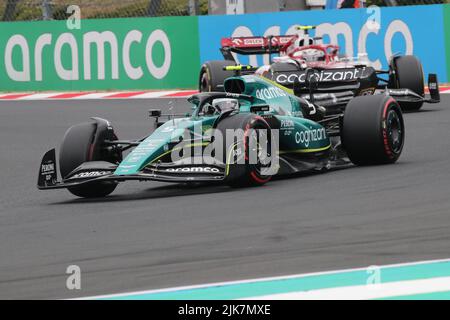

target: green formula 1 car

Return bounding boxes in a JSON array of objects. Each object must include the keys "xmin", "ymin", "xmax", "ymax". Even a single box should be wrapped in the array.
[{"xmin": 37, "ymin": 71, "xmax": 440, "ymax": 198}]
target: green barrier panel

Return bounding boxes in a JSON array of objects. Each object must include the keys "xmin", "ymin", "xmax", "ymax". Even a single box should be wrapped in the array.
[
  {"xmin": 445, "ymin": 4, "xmax": 450, "ymax": 82},
  {"xmin": 0, "ymin": 17, "xmax": 200, "ymax": 91}
]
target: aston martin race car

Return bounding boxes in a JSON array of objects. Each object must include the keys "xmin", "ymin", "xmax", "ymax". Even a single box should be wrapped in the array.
[
  {"xmin": 37, "ymin": 72, "xmax": 439, "ymax": 198},
  {"xmin": 199, "ymin": 25, "xmax": 437, "ymax": 111}
]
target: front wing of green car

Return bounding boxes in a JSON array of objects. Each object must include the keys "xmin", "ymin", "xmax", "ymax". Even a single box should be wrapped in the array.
[{"xmin": 37, "ymin": 148, "xmax": 228, "ymax": 190}]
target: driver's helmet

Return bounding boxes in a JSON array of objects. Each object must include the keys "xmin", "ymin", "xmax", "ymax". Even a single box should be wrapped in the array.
[
  {"xmin": 296, "ymin": 37, "xmax": 314, "ymax": 47},
  {"xmin": 295, "ymin": 48, "xmax": 325, "ymax": 62},
  {"xmin": 211, "ymin": 98, "xmax": 239, "ymax": 114}
]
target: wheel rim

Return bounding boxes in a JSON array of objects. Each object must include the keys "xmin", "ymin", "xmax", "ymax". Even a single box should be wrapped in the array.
[
  {"xmin": 386, "ymin": 109, "xmax": 403, "ymax": 154},
  {"xmin": 247, "ymin": 126, "xmax": 273, "ymax": 178}
]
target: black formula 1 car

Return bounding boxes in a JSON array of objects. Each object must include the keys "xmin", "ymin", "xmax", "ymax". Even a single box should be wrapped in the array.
[{"xmin": 199, "ymin": 25, "xmax": 439, "ymax": 111}]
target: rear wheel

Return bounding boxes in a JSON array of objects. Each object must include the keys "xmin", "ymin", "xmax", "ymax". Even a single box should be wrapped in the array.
[
  {"xmin": 389, "ymin": 55, "xmax": 424, "ymax": 111},
  {"xmin": 216, "ymin": 114, "xmax": 276, "ymax": 187},
  {"xmin": 199, "ymin": 60, "xmax": 235, "ymax": 92},
  {"xmin": 59, "ymin": 119, "xmax": 121, "ymax": 198},
  {"xmin": 342, "ymin": 95, "xmax": 404, "ymax": 165}
]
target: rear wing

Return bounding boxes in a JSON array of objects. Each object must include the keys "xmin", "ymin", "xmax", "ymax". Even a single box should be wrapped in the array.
[{"xmin": 220, "ymin": 35, "xmax": 295, "ymax": 60}]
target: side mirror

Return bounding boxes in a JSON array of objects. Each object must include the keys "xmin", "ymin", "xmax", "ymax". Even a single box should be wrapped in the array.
[
  {"xmin": 149, "ymin": 109, "xmax": 162, "ymax": 117},
  {"xmin": 149, "ymin": 109, "xmax": 162, "ymax": 130}
]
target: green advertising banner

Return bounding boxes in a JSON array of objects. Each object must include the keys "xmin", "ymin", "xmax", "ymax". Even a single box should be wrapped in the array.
[
  {"xmin": 0, "ymin": 16, "xmax": 200, "ymax": 91},
  {"xmin": 445, "ymin": 4, "xmax": 450, "ymax": 82}
]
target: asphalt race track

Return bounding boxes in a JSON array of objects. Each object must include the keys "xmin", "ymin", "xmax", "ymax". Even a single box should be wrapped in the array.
[{"xmin": 1, "ymin": 96, "xmax": 450, "ymax": 299}]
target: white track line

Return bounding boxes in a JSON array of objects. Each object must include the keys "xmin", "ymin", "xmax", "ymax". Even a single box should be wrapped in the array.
[
  {"xmin": 78, "ymin": 257, "xmax": 450, "ymax": 300},
  {"xmin": 245, "ymin": 276, "xmax": 450, "ymax": 300},
  {"xmin": 18, "ymin": 93, "xmax": 57, "ymax": 100},
  {"xmin": 71, "ymin": 92, "xmax": 120, "ymax": 100},
  {"xmin": 0, "ymin": 87, "xmax": 449, "ymax": 101},
  {"xmin": 0, "ymin": 90, "xmax": 196, "ymax": 100},
  {"xmin": 133, "ymin": 91, "xmax": 179, "ymax": 99}
]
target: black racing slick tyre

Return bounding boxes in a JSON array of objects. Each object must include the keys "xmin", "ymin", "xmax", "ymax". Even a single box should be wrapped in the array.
[
  {"xmin": 59, "ymin": 119, "xmax": 120, "ymax": 198},
  {"xmin": 389, "ymin": 55, "xmax": 425, "ymax": 111},
  {"xmin": 199, "ymin": 60, "xmax": 235, "ymax": 92},
  {"xmin": 215, "ymin": 114, "xmax": 276, "ymax": 187},
  {"xmin": 342, "ymin": 95, "xmax": 404, "ymax": 165}
]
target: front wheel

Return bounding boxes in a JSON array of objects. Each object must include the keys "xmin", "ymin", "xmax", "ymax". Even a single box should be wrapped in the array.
[
  {"xmin": 342, "ymin": 95, "xmax": 404, "ymax": 165},
  {"xmin": 389, "ymin": 55, "xmax": 424, "ymax": 111},
  {"xmin": 59, "ymin": 119, "xmax": 121, "ymax": 198}
]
